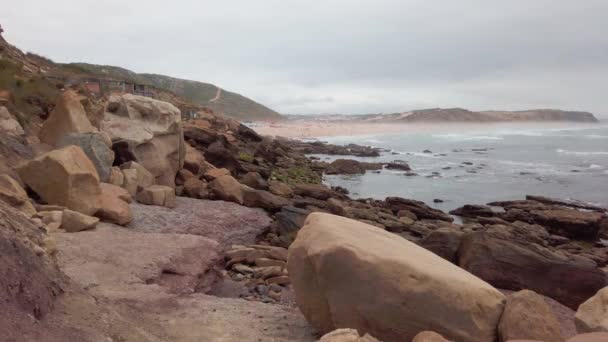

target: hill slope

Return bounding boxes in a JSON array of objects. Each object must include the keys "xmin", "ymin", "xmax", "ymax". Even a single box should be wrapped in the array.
[
  {"xmin": 65, "ymin": 63, "xmax": 282, "ymax": 121},
  {"xmin": 364, "ymin": 108, "xmax": 599, "ymax": 123}
]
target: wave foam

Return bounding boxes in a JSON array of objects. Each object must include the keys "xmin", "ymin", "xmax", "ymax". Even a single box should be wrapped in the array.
[{"xmin": 557, "ymin": 149, "xmax": 608, "ymax": 156}]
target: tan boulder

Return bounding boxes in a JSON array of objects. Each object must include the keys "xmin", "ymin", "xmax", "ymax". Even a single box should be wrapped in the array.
[
  {"xmin": 101, "ymin": 94, "xmax": 184, "ymax": 187},
  {"xmin": 0, "ymin": 174, "xmax": 36, "ymax": 216},
  {"xmin": 204, "ymin": 167, "xmax": 231, "ymax": 181},
  {"xmin": 96, "ymin": 183, "xmax": 133, "ymax": 225},
  {"xmin": 288, "ymin": 212, "xmax": 505, "ymax": 342},
  {"xmin": 209, "ymin": 175, "xmax": 244, "ymax": 204},
  {"xmin": 269, "ymin": 180, "xmax": 294, "ymax": 198},
  {"xmin": 184, "ymin": 143, "xmax": 205, "ymax": 175},
  {"xmin": 0, "ymin": 106, "xmax": 24, "ymax": 136},
  {"xmin": 575, "ymin": 287, "xmax": 608, "ymax": 333},
  {"xmin": 498, "ymin": 290, "xmax": 564, "ymax": 341},
  {"xmin": 567, "ymin": 333, "xmax": 608, "ymax": 342},
  {"xmin": 135, "ymin": 185, "xmax": 176, "ymax": 208},
  {"xmin": 17, "ymin": 145, "xmax": 101, "ymax": 215},
  {"xmin": 107, "ymin": 167, "xmax": 124, "ymax": 187},
  {"xmin": 412, "ymin": 331, "xmax": 451, "ymax": 342},
  {"xmin": 62, "ymin": 209, "xmax": 99, "ymax": 232},
  {"xmin": 39, "ymin": 90, "xmax": 96, "ymax": 145},
  {"xmin": 120, "ymin": 161, "xmax": 154, "ymax": 196},
  {"xmin": 319, "ymin": 329, "xmax": 381, "ymax": 342},
  {"xmin": 36, "ymin": 210, "xmax": 63, "ymax": 231}
]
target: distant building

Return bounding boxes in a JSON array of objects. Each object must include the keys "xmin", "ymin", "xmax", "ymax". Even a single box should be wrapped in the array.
[{"xmin": 45, "ymin": 75, "xmax": 155, "ymax": 98}]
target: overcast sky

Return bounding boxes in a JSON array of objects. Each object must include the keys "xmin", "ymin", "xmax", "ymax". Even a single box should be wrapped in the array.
[{"xmin": 3, "ymin": 1, "xmax": 608, "ymax": 116}]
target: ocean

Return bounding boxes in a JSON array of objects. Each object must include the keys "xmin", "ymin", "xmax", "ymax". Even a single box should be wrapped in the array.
[{"xmin": 312, "ymin": 122, "xmax": 608, "ymax": 212}]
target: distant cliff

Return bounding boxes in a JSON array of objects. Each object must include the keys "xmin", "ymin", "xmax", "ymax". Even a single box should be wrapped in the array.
[{"xmin": 364, "ymin": 108, "xmax": 599, "ymax": 123}]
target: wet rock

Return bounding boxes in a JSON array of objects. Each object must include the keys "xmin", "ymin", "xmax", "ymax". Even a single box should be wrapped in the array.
[
  {"xmin": 385, "ymin": 160, "xmax": 411, "ymax": 171},
  {"xmin": 450, "ymin": 204, "xmax": 496, "ymax": 218}
]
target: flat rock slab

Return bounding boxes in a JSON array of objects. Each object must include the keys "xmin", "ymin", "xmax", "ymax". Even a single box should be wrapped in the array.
[{"xmin": 128, "ymin": 197, "xmax": 272, "ymax": 247}]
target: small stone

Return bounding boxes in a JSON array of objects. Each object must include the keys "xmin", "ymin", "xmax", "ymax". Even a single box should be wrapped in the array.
[
  {"xmin": 233, "ymin": 264, "xmax": 255, "ymax": 275},
  {"xmin": 62, "ymin": 209, "xmax": 99, "ymax": 232},
  {"xmin": 266, "ymin": 275, "xmax": 291, "ymax": 286},
  {"xmin": 254, "ymin": 258, "xmax": 286, "ymax": 268},
  {"xmin": 269, "ymin": 284, "xmax": 283, "ymax": 292},
  {"xmin": 268, "ymin": 290, "xmax": 281, "ymax": 301}
]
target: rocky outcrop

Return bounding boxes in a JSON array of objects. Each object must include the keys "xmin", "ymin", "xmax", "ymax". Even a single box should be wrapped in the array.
[
  {"xmin": 0, "ymin": 106, "xmax": 24, "ymax": 135},
  {"xmin": 17, "ymin": 145, "xmax": 101, "ymax": 215},
  {"xmin": 128, "ymin": 197, "xmax": 272, "ymax": 248},
  {"xmin": 458, "ymin": 225, "xmax": 606, "ymax": 309},
  {"xmin": 57, "ymin": 132, "xmax": 114, "ymax": 182},
  {"xmin": 319, "ymin": 329, "xmax": 381, "ymax": 342},
  {"xmin": 39, "ymin": 90, "xmax": 97, "ymax": 145},
  {"xmin": 101, "ymin": 94, "xmax": 184, "ymax": 187},
  {"xmin": 288, "ymin": 213, "xmax": 505, "ymax": 342},
  {"xmin": 498, "ymin": 290, "xmax": 564, "ymax": 341},
  {"xmin": 324, "ymin": 159, "xmax": 383, "ymax": 175},
  {"xmin": 0, "ymin": 174, "xmax": 36, "ymax": 216},
  {"xmin": 575, "ymin": 287, "xmax": 608, "ymax": 333},
  {"xmin": 385, "ymin": 197, "xmax": 454, "ymax": 222}
]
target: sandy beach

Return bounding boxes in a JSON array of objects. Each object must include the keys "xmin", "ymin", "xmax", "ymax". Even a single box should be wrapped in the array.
[{"xmin": 252, "ymin": 121, "xmax": 406, "ymax": 138}]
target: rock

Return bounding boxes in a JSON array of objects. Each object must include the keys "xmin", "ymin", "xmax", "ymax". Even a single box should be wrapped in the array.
[
  {"xmin": 61, "ymin": 209, "xmax": 99, "ymax": 232},
  {"xmin": 273, "ymin": 206, "xmax": 311, "ymax": 247},
  {"xmin": 57, "ymin": 132, "xmax": 115, "ymax": 182},
  {"xmin": 319, "ymin": 329, "xmax": 381, "ymax": 342},
  {"xmin": 458, "ymin": 227, "xmax": 607, "ymax": 309},
  {"xmin": 0, "ymin": 106, "xmax": 24, "ymax": 135},
  {"xmin": 239, "ymin": 172, "xmax": 268, "ymax": 190},
  {"xmin": 384, "ymin": 160, "xmax": 411, "ymax": 171},
  {"xmin": 183, "ymin": 143, "xmax": 205, "ymax": 175},
  {"xmin": 107, "ymin": 166, "xmax": 124, "ymax": 186},
  {"xmin": 254, "ymin": 258, "xmax": 286, "ymax": 268},
  {"xmin": 566, "ymin": 333, "xmax": 608, "ymax": 342},
  {"xmin": 449, "ymin": 204, "xmax": 496, "ymax": 218},
  {"xmin": 204, "ymin": 167, "xmax": 231, "ymax": 180},
  {"xmin": 101, "ymin": 94, "xmax": 184, "ymax": 187},
  {"xmin": 293, "ymin": 183, "xmax": 334, "ymax": 200},
  {"xmin": 498, "ymin": 290, "xmax": 564, "ymax": 341},
  {"xmin": 39, "ymin": 90, "xmax": 96, "ymax": 145},
  {"xmin": 97, "ymin": 183, "xmax": 132, "ymax": 225},
  {"xmin": 233, "ymin": 264, "xmax": 255, "ymax": 274},
  {"xmin": 120, "ymin": 161, "xmax": 154, "ymax": 196},
  {"xmin": 135, "ymin": 185, "xmax": 176, "ymax": 208},
  {"xmin": 182, "ymin": 177, "xmax": 207, "ymax": 199},
  {"xmin": 386, "ymin": 197, "xmax": 453, "ymax": 222},
  {"xmin": 17, "ymin": 145, "xmax": 101, "ymax": 215},
  {"xmin": 526, "ymin": 195, "xmax": 607, "ymax": 213},
  {"xmin": 397, "ymin": 209, "xmax": 418, "ymax": 220},
  {"xmin": 209, "ymin": 175, "xmax": 244, "ymax": 204},
  {"xmin": 412, "ymin": 331, "xmax": 451, "ymax": 342},
  {"xmin": 575, "ymin": 287, "xmax": 608, "ymax": 333},
  {"xmin": 266, "ymin": 275, "xmax": 291, "ymax": 286},
  {"xmin": 242, "ymin": 187, "xmax": 290, "ymax": 211},
  {"xmin": 0, "ymin": 174, "xmax": 36, "ymax": 216},
  {"xmin": 325, "ymin": 159, "xmax": 366, "ymax": 175},
  {"xmin": 128, "ymin": 197, "xmax": 272, "ymax": 248},
  {"xmin": 288, "ymin": 212, "xmax": 506, "ymax": 342},
  {"xmin": 269, "ymin": 180, "xmax": 294, "ymax": 198},
  {"xmin": 420, "ymin": 228, "xmax": 464, "ymax": 263}
]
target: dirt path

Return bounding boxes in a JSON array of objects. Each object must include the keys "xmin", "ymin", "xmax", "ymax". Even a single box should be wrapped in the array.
[{"xmin": 210, "ymin": 87, "xmax": 222, "ymax": 102}]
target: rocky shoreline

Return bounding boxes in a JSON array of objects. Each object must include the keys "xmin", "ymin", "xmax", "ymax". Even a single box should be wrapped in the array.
[{"xmin": 1, "ymin": 87, "xmax": 608, "ymax": 341}]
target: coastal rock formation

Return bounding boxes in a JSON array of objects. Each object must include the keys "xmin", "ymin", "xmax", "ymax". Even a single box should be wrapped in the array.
[
  {"xmin": 0, "ymin": 106, "xmax": 24, "ymax": 136},
  {"xmin": 498, "ymin": 290, "xmax": 564, "ymax": 341},
  {"xmin": 101, "ymin": 94, "xmax": 184, "ymax": 187},
  {"xmin": 17, "ymin": 145, "xmax": 101, "ymax": 216},
  {"xmin": 57, "ymin": 132, "xmax": 115, "ymax": 182},
  {"xmin": 38, "ymin": 90, "xmax": 97, "ymax": 145},
  {"xmin": 325, "ymin": 159, "xmax": 383, "ymax": 175},
  {"xmin": 575, "ymin": 287, "xmax": 608, "ymax": 333},
  {"xmin": 288, "ymin": 212, "xmax": 505, "ymax": 342},
  {"xmin": 458, "ymin": 225, "xmax": 606, "ymax": 309}
]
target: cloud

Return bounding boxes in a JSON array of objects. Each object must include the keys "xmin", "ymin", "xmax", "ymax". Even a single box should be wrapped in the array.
[{"xmin": 2, "ymin": 0, "xmax": 607, "ymax": 116}]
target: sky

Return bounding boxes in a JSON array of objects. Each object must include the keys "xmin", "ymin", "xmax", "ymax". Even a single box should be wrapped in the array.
[{"xmin": 3, "ymin": 0, "xmax": 608, "ymax": 116}]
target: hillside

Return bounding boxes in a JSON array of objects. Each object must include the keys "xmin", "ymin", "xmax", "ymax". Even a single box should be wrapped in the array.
[
  {"xmin": 65, "ymin": 63, "xmax": 282, "ymax": 121},
  {"xmin": 363, "ymin": 108, "xmax": 599, "ymax": 123}
]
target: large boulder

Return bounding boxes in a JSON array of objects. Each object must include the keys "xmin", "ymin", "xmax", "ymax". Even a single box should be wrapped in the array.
[
  {"xmin": 101, "ymin": 94, "xmax": 184, "ymax": 187},
  {"xmin": 458, "ymin": 226, "xmax": 607, "ymax": 309},
  {"xmin": 420, "ymin": 227, "xmax": 464, "ymax": 263},
  {"xmin": 567, "ymin": 333, "xmax": 608, "ymax": 342},
  {"xmin": 135, "ymin": 185, "xmax": 176, "ymax": 208},
  {"xmin": 325, "ymin": 159, "xmax": 366, "ymax": 175},
  {"xmin": 319, "ymin": 329, "xmax": 381, "ymax": 342},
  {"xmin": 288, "ymin": 213, "xmax": 506, "ymax": 342},
  {"xmin": 0, "ymin": 106, "xmax": 24, "ymax": 136},
  {"xmin": 39, "ymin": 90, "xmax": 96, "ymax": 145},
  {"xmin": 498, "ymin": 290, "xmax": 564, "ymax": 342},
  {"xmin": 0, "ymin": 174, "xmax": 36, "ymax": 216},
  {"xmin": 120, "ymin": 161, "xmax": 154, "ymax": 196},
  {"xmin": 209, "ymin": 175, "xmax": 244, "ymax": 204},
  {"xmin": 411, "ymin": 331, "xmax": 451, "ymax": 342},
  {"xmin": 242, "ymin": 187, "xmax": 290, "ymax": 211},
  {"xmin": 61, "ymin": 209, "xmax": 99, "ymax": 232},
  {"xmin": 57, "ymin": 132, "xmax": 115, "ymax": 182},
  {"xmin": 575, "ymin": 287, "xmax": 608, "ymax": 333},
  {"xmin": 17, "ymin": 145, "xmax": 101, "ymax": 215},
  {"xmin": 96, "ymin": 183, "xmax": 133, "ymax": 225}
]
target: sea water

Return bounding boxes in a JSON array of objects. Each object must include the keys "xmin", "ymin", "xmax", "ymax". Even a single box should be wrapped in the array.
[{"xmin": 313, "ymin": 122, "xmax": 608, "ymax": 212}]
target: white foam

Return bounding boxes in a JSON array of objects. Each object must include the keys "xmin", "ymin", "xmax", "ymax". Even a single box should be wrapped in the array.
[
  {"xmin": 432, "ymin": 134, "xmax": 503, "ymax": 141},
  {"xmin": 557, "ymin": 149, "xmax": 608, "ymax": 156},
  {"xmin": 589, "ymin": 164, "xmax": 603, "ymax": 169}
]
